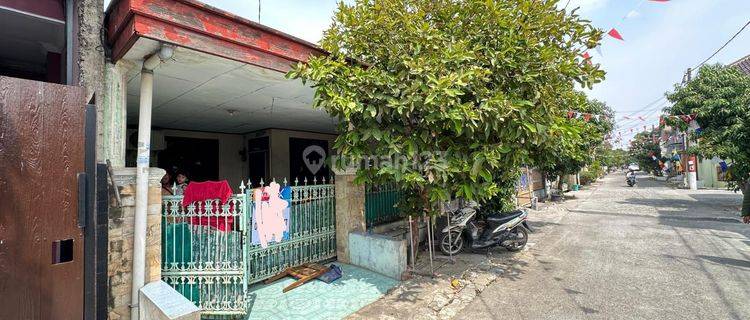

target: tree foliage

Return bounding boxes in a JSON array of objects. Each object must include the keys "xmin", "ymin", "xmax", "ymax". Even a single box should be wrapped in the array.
[
  {"xmin": 531, "ymin": 94, "xmax": 615, "ymax": 186},
  {"xmin": 289, "ymin": 0, "xmax": 604, "ymax": 215},
  {"xmin": 666, "ymin": 64, "xmax": 750, "ymax": 215},
  {"xmin": 628, "ymin": 130, "xmax": 662, "ymax": 175}
]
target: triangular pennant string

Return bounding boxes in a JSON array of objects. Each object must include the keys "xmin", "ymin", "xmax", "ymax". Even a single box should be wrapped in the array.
[{"xmin": 608, "ymin": 28, "xmax": 624, "ymax": 41}]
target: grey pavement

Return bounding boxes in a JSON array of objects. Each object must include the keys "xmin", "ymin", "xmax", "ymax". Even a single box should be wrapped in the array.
[{"xmin": 457, "ymin": 172, "xmax": 749, "ymax": 320}]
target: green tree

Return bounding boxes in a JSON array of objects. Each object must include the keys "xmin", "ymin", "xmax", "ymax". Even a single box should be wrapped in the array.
[
  {"xmin": 289, "ymin": 0, "xmax": 604, "ymax": 215},
  {"xmin": 666, "ymin": 64, "xmax": 750, "ymax": 217},
  {"xmin": 628, "ymin": 130, "xmax": 662, "ymax": 175},
  {"xmin": 599, "ymin": 147, "xmax": 629, "ymax": 169},
  {"xmin": 532, "ymin": 94, "xmax": 615, "ymax": 189}
]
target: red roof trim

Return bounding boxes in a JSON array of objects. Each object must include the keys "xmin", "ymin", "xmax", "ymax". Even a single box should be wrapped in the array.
[{"xmin": 106, "ymin": 0, "xmax": 326, "ymax": 72}]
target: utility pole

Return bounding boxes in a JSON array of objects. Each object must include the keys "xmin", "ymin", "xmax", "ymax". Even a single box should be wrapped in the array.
[{"xmin": 684, "ymin": 68, "xmax": 698, "ymax": 190}]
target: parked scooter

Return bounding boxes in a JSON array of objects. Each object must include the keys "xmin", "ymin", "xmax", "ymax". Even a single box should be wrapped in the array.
[
  {"xmin": 626, "ymin": 171, "xmax": 637, "ymax": 187},
  {"xmin": 439, "ymin": 202, "xmax": 532, "ymax": 255}
]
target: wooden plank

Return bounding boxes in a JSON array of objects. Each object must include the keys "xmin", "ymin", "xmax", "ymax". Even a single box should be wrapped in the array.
[
  {"xmin": 105, "ymin": 0, "xmax": 325, "ymax": 69},
  {"xmin": 0, "ymin": 76, "xmax": 85, "ymax": 319},
  {"xmin": 40, "ymin": 80, "xmax": 85, "ymax": 319},
  {"xmin": 131, "ymin": 0, "xmax": 323, "ymax": 62},
  {"xmin": 135, "ymin": 16, "xmax": 301, "ymax": 72}
]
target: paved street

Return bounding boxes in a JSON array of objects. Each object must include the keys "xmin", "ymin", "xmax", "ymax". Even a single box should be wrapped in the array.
[{"xmin": 458, "ymin": 172, "xmax": 749, "ymax": 320}]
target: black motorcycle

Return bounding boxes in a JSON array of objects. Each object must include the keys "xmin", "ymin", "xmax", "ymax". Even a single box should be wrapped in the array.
[
  {"xmin": 626, "ymin": 171, "xmax": 637, "ymax": 187},
  {"xmin": 439, "ymin": 203, "xmax": 532, "ymax": 255}
]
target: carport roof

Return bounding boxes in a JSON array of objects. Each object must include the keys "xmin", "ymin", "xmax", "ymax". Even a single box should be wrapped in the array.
[{"xmin": 105, "ymin": 0, "xmax": 326, "ymax": 72}]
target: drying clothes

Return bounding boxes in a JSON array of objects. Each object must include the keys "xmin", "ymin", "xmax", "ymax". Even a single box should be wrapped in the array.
[
  {"xmin": 280, "ymin": 186, "xmax": 292, "ymax": 240},
  {"xmin": 182, "ymin": 180, "xmax": 235, "ymax": 231},
  {"xmin": 251, "ymin": 182, "xmax": 289, "ymax": 248},
  {"xmin": 182, "ymin": 180, "xmax": 233, "ymax": 206},
  {"xmin": 720, "ymin": 161, "xmax": 728, "ymax": 173}
]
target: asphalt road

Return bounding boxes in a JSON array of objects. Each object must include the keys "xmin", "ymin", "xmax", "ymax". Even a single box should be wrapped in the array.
[{"xmin": 457, "ymin": 172, "xmax": 750, "ymax": 320}]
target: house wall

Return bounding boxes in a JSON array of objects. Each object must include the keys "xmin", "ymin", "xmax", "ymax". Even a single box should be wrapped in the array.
[
  {"xmin": 698, "ymin": 158, "xmax": 729, "ymax": 189},
  {"xmin": 101, "ymin": 61, "xmax": 133, "ymax": 167},
  {"xmin": 158, "ymin": 129, "xmax": 247, "ymax": 190},
  {"xmin": 262, "ymin": 129, "xmax": 337, "ymax": 182}
]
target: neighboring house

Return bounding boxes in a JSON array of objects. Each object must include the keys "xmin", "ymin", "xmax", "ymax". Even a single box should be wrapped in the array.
[{"xmin": 0, "ymin": 0, "xmax": 108, "ymax": 319}]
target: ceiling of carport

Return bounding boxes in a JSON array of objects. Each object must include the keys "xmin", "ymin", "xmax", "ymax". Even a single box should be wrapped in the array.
[{"xmin": 126, "ymin": 40, "xmax": 335, "ymax": 134}]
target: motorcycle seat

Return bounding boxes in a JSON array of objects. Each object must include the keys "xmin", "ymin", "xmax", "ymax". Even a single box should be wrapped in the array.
[{"xmin": 486, "ymin": 210, "xmax": 525, "ymax": 224}]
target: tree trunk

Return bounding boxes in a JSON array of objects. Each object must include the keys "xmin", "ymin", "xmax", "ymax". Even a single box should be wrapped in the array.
[
  {"xmin": 409, "ymin": 216, "xmax": 420, "ymax": 262},
  {"xmin": 742, "ymin": 179, "xmax": 750, "ymax": 217}
]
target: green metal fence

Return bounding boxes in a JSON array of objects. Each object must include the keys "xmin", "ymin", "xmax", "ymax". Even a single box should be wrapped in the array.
[
  {"xmin": 162, "ymin": 192, "xmax": 248, "ymax": 316},
  {"xmin": 161, "ymin": 179, "xmax": 336, "ymax": 317},
  {"xmin": 246, "ymin": 179, "xmax": 337, "ymax": 283},
  {"xmin": 365, "ymin": 183, "xmax": 402, "ymax": 227}
]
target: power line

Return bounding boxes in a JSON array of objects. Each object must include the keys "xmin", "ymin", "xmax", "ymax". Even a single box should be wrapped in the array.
[{"xmin": 693, "ymin": 19, "xmax": 750, "ymax": 70}]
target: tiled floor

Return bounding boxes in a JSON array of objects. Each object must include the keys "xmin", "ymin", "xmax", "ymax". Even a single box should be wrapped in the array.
[{"xmin": 245, "ymin": 264, "xmax": 398, "ymax": 320}]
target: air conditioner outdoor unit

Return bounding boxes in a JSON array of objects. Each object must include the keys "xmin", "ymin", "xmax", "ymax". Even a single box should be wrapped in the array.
[{"xmin": 126, "ymin": 129, "xmax": 166, "ymax": 151}]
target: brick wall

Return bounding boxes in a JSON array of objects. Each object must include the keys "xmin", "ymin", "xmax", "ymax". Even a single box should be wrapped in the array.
[{"xmin": 109, "ymin": 168, "xmax": 165, "ymax": 320}]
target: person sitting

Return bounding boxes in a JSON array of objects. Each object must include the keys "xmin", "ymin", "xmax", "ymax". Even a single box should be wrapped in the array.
[
  {"xmin": 161, "ymin": 172, "xmax": 174, "ymax": 195},
  {"xmin": 175, "ymin": 172, "xmax": 189, "ymax": 195}
]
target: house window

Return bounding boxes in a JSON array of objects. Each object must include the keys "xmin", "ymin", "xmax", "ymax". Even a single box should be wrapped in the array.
[{"xmin": 289, "ymin": 138, "xmax": 330, "ymax": 183}]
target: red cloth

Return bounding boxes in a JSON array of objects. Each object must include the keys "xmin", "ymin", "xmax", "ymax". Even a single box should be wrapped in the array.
[
  {"xmin": 182, "ymin": 180, "xmax": 233, "ymax": 206},
  {"xmin": 181, "ymin": 180, "xmax": 235, "ymax": 231}
]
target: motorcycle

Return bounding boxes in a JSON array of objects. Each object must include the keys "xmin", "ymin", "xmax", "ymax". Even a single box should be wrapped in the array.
[
  {"xmin": 439, "ymin": 203, "xmax": 532, "ymax": 255},
  {"xmin": 626, "ymin": 171, "xmax": 637, "ymax": 187}
]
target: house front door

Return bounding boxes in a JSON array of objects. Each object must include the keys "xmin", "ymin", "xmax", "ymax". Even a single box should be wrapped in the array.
[{"xmin": 0, "ymin": 76, "xmax": 88, "ymax": 319}]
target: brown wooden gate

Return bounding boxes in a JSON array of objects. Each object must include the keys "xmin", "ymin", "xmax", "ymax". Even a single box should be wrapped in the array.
[{"xmin": 0, "ymin": 76, "xmax": 87, "ymax": 319}]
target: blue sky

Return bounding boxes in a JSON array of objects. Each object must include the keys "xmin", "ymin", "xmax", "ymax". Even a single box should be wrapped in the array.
[{"xmin": 106, "ymin": 0, "xmax": 750, "ymax": 148}]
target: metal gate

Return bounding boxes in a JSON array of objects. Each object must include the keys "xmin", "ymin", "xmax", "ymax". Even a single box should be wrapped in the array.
[
  {"xmin": 0, "ymin": 76, "xmax": 88, "ymax": 319},
  {"xmin": 162, "ymin": 180, "xmax": 336, "ymax": 316}
]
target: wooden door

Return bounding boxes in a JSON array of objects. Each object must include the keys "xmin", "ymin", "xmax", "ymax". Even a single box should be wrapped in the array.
[{"xmin": 0, "ymin": 76, "xmax": 86, "ymax": 319}]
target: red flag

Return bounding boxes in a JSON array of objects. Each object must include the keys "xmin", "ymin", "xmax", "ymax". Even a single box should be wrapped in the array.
[
  {"xmin": 608, "ymin": 28, "xmax": 624, "ymax": 41},
  {"xmin": 567, "ymin": 111, "xmax": 575, "ymax": 119},
  {"xmin": 583, "ymin": 113, "xmax": 592, "ymax": 122},
  {"xmin": 582, "ymin": 52, "xmax": 592, "ymax": 65}
]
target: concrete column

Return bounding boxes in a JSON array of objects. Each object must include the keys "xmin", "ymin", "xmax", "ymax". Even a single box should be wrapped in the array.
[
  {"xmin": 110, "ymin": 168, "xmax": 165, "ymax": 320},
  {"xmin": 687, "ymin": 155, "xmax": 698, "ymax": 190},
  {"xmin": 334, "ymin": 167, "xmax": 366, "ymax": 263},
  {"xmin": 101, "ymin": 61, "xmax": 135, "ymax": 166}
]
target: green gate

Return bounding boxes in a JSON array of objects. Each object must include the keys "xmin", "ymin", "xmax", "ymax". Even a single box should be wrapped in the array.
[
  {"xmin": 161, "ymin": 179, "xmax": 336, "ymax": 317},
  {"xmin": 365, "ymin": 183, "xmax": 402, "ymax": 227}
]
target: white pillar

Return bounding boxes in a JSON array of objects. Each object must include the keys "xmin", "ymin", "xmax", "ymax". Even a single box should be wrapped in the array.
[
  {"xmin": 131, "ymin": 67, "xmax": 153, "ymax": 320},
  {"xmin": 687, "ymin": 156, "xmax": 698, "ymax": 190}
]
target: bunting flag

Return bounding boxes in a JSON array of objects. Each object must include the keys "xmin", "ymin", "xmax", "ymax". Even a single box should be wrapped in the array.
[
  {"xmin": 622, "ymin": 115, "xmax": 632, "ymax": 120},
  {"xmin": 638, "ymin": 116, "xmax": 646, "ymax": 121},
  {"xmin": 595, "ymin": 46, "xmax": 604, "ymax": 57},
  {"xmin": 608, "ymin": 28, "xmax": 624, "ymax": 41},
  {"xmin": 582, "ymin": 52, "xmax": 591, "ymax": 60},
  {"xmin": 566, "ymin": 110, "xmax": 610, "ymax": 122}
]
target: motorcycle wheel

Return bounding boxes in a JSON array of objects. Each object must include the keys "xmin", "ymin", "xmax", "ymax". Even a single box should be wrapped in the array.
[
  {"xmin": 504, "ymin": 227, "xmax": 528, "ymax": 252},
  {"xmin": 439, "ymin": 230, "xmax": 464, "ymax": 256}
]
